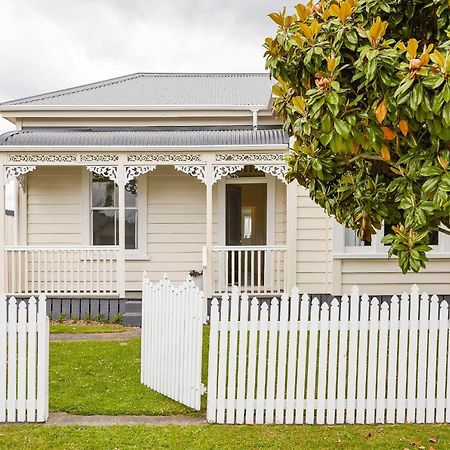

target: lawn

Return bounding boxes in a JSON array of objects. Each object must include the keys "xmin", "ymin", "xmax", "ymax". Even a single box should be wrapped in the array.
[
  {"xmin": 50, "ymin": 322, "xmax": 134, "ymax": 334},
  {"xmin": 0, "ymin": 424, "xmax": 449, "ymax": 449},
  {"xmin": 50, "ymin": 330, "xmax": 209, "ymax": 415}
]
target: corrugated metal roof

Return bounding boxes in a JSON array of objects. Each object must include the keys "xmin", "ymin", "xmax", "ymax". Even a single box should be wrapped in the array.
[
  {"xmin": 0, "ymin": 128, "xmax": 288, "ymax": 147},
  {"xmin": 0, "ymin": 73, "xmax": 274, "ymax": 108}
]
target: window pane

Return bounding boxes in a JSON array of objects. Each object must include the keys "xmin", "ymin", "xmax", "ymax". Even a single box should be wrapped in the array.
[
  {"xmin": 125, "ymin": 179, "xmax": 138, "ymax": 207},
  {"xmin": 92, "ymin": 175, "xmax": 116, "ymax": 207},
  {"xmin": 93, "ymin": 210, "xmax": 117, "ymax": 245},
  {"xmin": 125, "ymin": 210, "xmax": 138, "ymax": 249},
  {"xmin": 345, "ymin": 228, "xmax": 369, "ymax": 247},
  {"xmin": 430, "ymin": 230, "xmax": 439, "ymax": 245},
  {"xmin": 384, "ymin": 223, "xmax": 439, "ymax": 246}
]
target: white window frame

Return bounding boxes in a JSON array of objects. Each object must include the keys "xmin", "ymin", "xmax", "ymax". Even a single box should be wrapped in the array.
[
  {"xmin": 333, "ymin": 220, "xmax": 450, "ymax": 259},
  {"xmin": 82, "ymin": 171, "xmax": 148, "ymax": 260}
]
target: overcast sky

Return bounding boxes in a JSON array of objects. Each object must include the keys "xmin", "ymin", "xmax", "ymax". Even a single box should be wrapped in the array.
[
  {"xmin": 0, "ymin": 0, "xmax": 298, "ymax": 133},
  {"xmin": 0, "ymin": 0, "xmax": 299, "ymax": 208}
]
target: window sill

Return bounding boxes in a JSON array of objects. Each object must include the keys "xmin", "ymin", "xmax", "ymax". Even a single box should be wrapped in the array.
[
  {"xmin": 334, "ymin": 252, "xmax": 450, "ymax": 260},
  {"xmin": 125, "ymin": 252, "xmax": 151, "ymax": 261}
]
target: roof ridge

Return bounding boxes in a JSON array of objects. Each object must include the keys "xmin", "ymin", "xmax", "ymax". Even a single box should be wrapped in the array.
[{"xmin": 0, "ymin": 73, "xmax": 146, "ymax": 106}]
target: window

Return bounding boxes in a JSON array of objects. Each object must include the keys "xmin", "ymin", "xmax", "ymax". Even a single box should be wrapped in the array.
[
  {"xmin": 91, "ymin": 174, "xmax": 138, "ymax": 249},
  {"xmin": 344, "ymin": 228, "xmax": 371, "ymax": 247},
  {"xmin": 383, "ymin": 223, "xmax": 439, "ymax": 246}
]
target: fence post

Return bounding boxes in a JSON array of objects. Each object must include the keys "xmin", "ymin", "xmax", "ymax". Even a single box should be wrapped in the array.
[{"xmin": 0, "ymin": 294, "xmax": 6, "ymax": 422}]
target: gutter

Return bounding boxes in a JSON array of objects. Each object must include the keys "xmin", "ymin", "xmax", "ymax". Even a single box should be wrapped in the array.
[
  {"xmin": 0, "ymin": 105, "xmax": 269, "ymax": 112},
  {"xmin": 0, "ymin": 144, "xmax": 289, "ymax": 153}
]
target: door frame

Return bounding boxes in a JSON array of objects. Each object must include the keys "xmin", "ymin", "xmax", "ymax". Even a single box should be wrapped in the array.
[{"xmin": 217, "ymin": 175, "xmax": 276, "ymax": 247}]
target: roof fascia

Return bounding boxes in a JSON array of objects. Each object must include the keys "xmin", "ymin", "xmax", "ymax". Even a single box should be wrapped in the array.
[{"xmin": 0, "ymin": 104, "xmax": 269, "ymax": 112}]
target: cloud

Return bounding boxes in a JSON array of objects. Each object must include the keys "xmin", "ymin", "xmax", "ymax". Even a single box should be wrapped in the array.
[{"xmin": 0, "ymin": 0, "xmax": 299, "ymax": 133}]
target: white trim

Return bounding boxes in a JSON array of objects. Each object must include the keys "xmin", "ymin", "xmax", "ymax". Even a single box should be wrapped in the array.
[
  {"xmin": 85, "ymin": 170, "xmax": 148, "ymax": 259},
  {"xmin": 18, "ymin": 178, "xmax": 27, "ymax": 245},
  {"xmin": 334, "ymin": 220, "xmax": 450, "ymax": 258},
  {"xmin": 266, "ymin": 175, "xmax": 275, "ymax": 246},
  {"xmin": 334, "ymin": 253, "xmax": 450, "ymax": 260},
  {"xmin": 0, "ymin": 155, "xmax": 5, "ymax": 292},
  {"xmin": 286, "ymin": 180, "xmax": 298, "ymax": 290},
  {"xmin": 0, "ymin": 105, "xmax": 268, "ymax": 112},
  {"xmin": 81, "ymin": 168, "xmax": 90, "ymax": 245},
  {"xmin": 136, "ymin": 174, "xmax": 148, "ymax": 257}
]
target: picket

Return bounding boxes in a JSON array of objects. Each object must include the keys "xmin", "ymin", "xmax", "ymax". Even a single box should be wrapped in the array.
[
  {"xmin": 376, "ymin": 302, "xmax": 389, "ymax": 423},
  {"xmin": 436, "ymin": 301, "xmax": 448, "ymax": 423},
  {"xmin": 243, "ymin": 298, "xmax": 257, "ymax": 423},
  {"xmin": 387, "ymin": 295, "xmax": 400, "ymax": 423},
  {"xmin": 226, "ymin": 287, "xmax": 239, "ymax": 424},
  {"xmin": 140, "ymin": 275, "xmax": 204, "ymax": 411},
  {"xmin": 356, "ymin": 294, "xmax": 369, "ymax": 424},
  {"xmin": 207, "ymin": 284, "xmax": 450, "ymax": 425},
  {"xmin": 426, "ymin": 295, "xmax": 439, "ymax": 423},
  {"xmin": 0, "ymin": 295, "xmax": 49, "ymax": 423},
  {"xmin": 336, "ymin": 294, "xmax": 349, "ymax": 424},
  {"xmin": 265, "ymin": 297, "xmax": 278, "ymax": 424},
  {"xmin": 326, "ymin": 298, "xmax": 339, "ymax": 425},
  {"xmin": 346, "ymin": 286, "xmax": 359, "ymax": 424},
  {"xmin": 255, "ymin": 303, "xmax": 269, "ymax": 424},
  {"xmin": 294, "ymin": 293, "xmax": 309, "ymax": 424},
  {"xmin": 235, "ymin": 294, "xmax": 249, "ymax": 424},
  {"xmin": 285, "ymin": 288, "xmax": 299, "ymax": 424}
]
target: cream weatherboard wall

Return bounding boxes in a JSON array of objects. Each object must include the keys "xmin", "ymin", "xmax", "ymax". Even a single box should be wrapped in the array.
[
  {"xmin": 22, "ymin": 164, "xmax": 287, "ymax": 292},
  {"xmin": 20, "ymin": 165, "xmax": 450, "ymax": 296},
  {"xmin": 295, "ymin": 185, "xmax": 333, "ymax": 294},
  {"xmin": 339, "ymin": 259, "xmax": 450, "ymax": 295},
  {"xmin": 27, "ymin": 166, "xmax": 83, "ymax": 245}
]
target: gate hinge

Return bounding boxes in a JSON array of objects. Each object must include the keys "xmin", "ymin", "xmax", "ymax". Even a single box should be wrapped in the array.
[{"xmin": 199, "ymin": 384, "xmax": 207, "ymax": 395}]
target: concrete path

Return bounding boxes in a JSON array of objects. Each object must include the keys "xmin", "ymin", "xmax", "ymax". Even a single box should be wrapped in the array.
[
  {"xmin": 46, "ymin": 412, "xmax": 206, "ymax": 426},
  {"xmin": 50, "ymin": 328, "xmax": 141, "ymax": 341}
]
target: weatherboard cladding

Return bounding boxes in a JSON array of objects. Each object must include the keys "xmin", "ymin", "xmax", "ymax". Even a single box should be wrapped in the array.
[
  {"xmin": 0, "ymin": 73, "xmax": 273, "ymax": 107},
  {"xmin": 0, "ymin": 128, "xmax": 288, "ymax": 147}
]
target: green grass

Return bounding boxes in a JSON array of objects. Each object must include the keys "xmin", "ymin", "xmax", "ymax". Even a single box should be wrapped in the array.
[
  {"xmin": 50, "ymin": 322, "xmax": 133, "ymax": 334},
  {"xmin": 50, "ymin": 329, "xmax": 210, "ymax": 415},
  {"xmin": 0, "ymin": 424, "xmax": 449, "ymax": 449},
  {"xmin": 50, "ymin": 338, "xmax": 195, "ymax": 415}
]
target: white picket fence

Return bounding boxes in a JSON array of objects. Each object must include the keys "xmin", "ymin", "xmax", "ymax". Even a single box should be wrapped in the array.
[
  {"xmin": 0, "ymin": 294, "xmax": 49, "ymax": 423},
  {"xmin": 207, "ymin": 285, "xmax": 450, "ymax": 424},
  {"xmin": 141, "ymin": 275, "xmax": 204, "ymax": 410}
]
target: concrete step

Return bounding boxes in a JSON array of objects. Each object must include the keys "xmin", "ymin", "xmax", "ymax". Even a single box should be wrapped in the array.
[
  {"xmin": 125, "ymin": 300, "xmax": 142, "ymax": 314},
  {"xmin": 123, "ymin": 299, "xmax": 142, "ymax": 327},
  {"xmin": 125, "ymin": 291, "xmax": 142, "ymax": 300},
  {"xmin": 123, "ymin": 312, "xmax": 142, "ymax": 327}
]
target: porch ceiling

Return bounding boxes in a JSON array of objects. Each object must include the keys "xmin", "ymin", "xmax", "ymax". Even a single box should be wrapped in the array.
[{"xmin": 0, "ymin": 127, "xmax": 289, "ymax": 147}]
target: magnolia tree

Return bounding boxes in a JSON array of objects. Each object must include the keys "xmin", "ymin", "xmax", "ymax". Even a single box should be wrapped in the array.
[{"xmin": 264, "ymin": 0, "xmax": 450, "ymax": 273}]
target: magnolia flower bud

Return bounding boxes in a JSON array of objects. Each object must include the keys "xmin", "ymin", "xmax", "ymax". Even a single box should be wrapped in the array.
[
  {"xmin": 409, "ymin": 58, "xmax": 422, "ymax": 70},
  {"xmin": 315, "ymin": 77, "xmax": 330, "ymax": 90}
]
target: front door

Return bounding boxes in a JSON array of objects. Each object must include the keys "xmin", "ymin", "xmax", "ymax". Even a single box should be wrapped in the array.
[{"xmin": 225, "ymin": 183, "xmax": 267, "ymax": 287}]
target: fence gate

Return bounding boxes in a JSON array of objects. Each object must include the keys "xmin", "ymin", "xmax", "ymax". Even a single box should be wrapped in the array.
[
  {"xmin": 0, "ymin": 294, "xmax": 49, "ymax": 423},
  {"xmin": 141, "ymin": 275, "xmax": 204, "ymax": 410}
]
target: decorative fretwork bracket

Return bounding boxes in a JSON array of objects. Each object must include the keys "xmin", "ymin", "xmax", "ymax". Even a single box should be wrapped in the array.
[
  {"xmin": 212, "ymin": 165, "xmax": 245, "ymax": 184},
  {"xmin": 5, "ymin": 166, "xmax": 37, "ymax": 189},
  {"xmin": 125, "ymin": 165, "xmax": 156, "ymax": 184},
  {"xmin": 254, "ymin": 165, "xmax": 287, "ymax": 184},
  {"xmin": 86, "ymin": 166, "xmax": 118, "ymax": 184},
  {"xmin": 174, "ymin": 165, "xmax": 206, "ymax": 183}
]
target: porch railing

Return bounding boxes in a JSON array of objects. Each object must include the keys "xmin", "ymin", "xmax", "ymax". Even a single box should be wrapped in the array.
[
  {"xmin": 211, "ymin": 245, "xmax": 287, "ymax": 295},
  {"xmin": 4, "ymin": 246, "xmax": 119, "ymax": 297}
]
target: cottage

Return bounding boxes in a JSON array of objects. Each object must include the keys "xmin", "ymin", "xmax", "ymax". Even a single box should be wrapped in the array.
[{"xmin": 0, "ymin": 73, "xmax": 449, "ymax": 323}]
